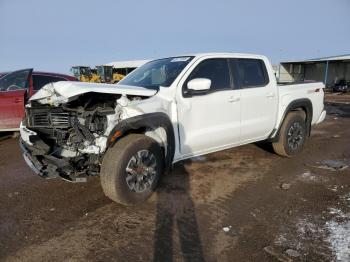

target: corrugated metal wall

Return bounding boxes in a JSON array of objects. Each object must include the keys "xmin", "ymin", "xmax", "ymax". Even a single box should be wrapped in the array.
[
  {"xmin": 278, "ymin": 60, "xmax": 349, "ymax": 85},
  {"xmin": 326, "ymin": 62, "xmax": 350, "ymax": 84},
  {"xmin": 304, "ymin": 63, "xmax": 325, "ymax": 82},
  {"xmin": 279, "ymin": 63, "xmax": 305, "ymax": 83}
]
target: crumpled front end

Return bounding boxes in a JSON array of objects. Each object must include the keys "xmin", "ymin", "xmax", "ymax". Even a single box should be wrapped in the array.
[{"xmin": 20, "ymin": 90, "xmax": 151, "ymax": 182}]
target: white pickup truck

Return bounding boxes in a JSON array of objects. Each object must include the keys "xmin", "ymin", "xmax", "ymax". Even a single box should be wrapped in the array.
[{"xmin": 20, "ymin": 53, "xmax": 326, "ymax": 205}]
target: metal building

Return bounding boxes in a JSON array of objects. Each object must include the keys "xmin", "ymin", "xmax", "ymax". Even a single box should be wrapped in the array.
[
  {"xmin": 278, "ymin": 54, "xmax": 350, "ymax": 88},
  {"xmin": 106, "ymin": 60, "xmax": 149, "ymax": 69}
]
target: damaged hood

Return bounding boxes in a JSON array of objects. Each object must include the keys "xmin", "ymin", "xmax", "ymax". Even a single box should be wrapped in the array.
[{"xmin": 30, "ymin": 81, "xmax": 158, "ymax": 105}]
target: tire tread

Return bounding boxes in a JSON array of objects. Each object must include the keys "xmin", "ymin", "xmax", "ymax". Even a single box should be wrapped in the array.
[
  {"xmin": 100, "ymin": 134, "xmax": 163, "ymax": 205},
  {"xmin": 272, "ymin": 111, "xmax": 306, "ymax": 157}
]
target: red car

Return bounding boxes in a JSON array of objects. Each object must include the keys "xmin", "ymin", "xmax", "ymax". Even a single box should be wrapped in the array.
[{"xmin": 0, "ymin": 69, "xmax": 76, "ymax": 131}]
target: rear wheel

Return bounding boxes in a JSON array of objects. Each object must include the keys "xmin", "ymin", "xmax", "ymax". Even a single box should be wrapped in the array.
[
  {"xmin": 100, "ymin": 134, "xmax": 164, "ymax": 205},
  {"xmin": 272, "ymin": 111, "xmax": 307, "ymax": 157}
]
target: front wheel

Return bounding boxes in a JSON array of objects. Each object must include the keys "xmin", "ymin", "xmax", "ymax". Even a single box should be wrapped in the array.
[
  {"xmin": 272, "ymin": 111, "xmax": 307, "ymax": 157},
  {"xmin": 100, "ymin": 134, "xmax": 164, "ymax": 205}
]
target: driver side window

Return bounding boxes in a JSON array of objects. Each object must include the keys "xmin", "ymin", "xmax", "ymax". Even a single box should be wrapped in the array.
[
  {"xmin": 0, "ymin": 69, "xmax": 31, "ymax": 92},
  {"xmin": 183, "ymin": 58, "xmax": 231, "ymax": 96}
]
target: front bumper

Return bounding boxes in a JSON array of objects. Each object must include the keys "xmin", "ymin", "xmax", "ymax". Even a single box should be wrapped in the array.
[
  {"xmin": 20, "ymin": 121, "xmax": 65, "ymax": 178},
  {"xmin": 20, "ymin": 139, "xmax": 46, "ymax": 177},
  {"xmin": 20, "ymin": 123, "xmax": 89, "ymax": 182},
  {"xmin": 20, "ymin": 138, "xmax": 87, "ymax": 182},
  {"xmin": 20, "ymin": 122, "xmax": 50, "ymax": 178}
]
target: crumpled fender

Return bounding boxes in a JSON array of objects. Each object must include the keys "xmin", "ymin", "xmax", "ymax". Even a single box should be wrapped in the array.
[
  {"xmin": 30, "ymin": 81, "xmax": 157, "ymax": 105},
  {"xmin": 107, "ymin": 112, "xmax": 175, "ymax": 168}
]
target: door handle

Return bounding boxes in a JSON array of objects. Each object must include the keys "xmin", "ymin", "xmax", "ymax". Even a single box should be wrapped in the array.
[
  {"xmin": 228, "ymin": 96, "xmax": 240, "ymax": 102},
  {"xmin": 14, "ymin": 98, "xmax": 23, "ymax": 103},
  {"xmin": 266, "ymin": 92, "xmax": 275, "ymax": 98}
]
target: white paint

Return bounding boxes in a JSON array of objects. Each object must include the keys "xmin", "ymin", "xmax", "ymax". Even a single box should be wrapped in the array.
[
  {"xmin": 29, "ymin": 83, "xmax": 69, "ymax": 106},
  {"xmin": 187, "ymin": 78, "xmax": 211, "ymax": 91},
  {"xmin": 20, "ymin": 122, "xmax": 37, "ymax": 146},
  {"xmin": 276, "ymin": 82, "xmax": 325, "ymax": 126},
  {"xmin": 316, "ymin": 110, "xmax": 327, "ymax": 124},
  {"xmin": 76, "ymin": 95, "xmax": 148, "ymax": 155},
  {"xmin": 78, "ymin": 135, "xmax": 108, "ymax": 154},
  {"xmin": 145, "ymin": 127, "xmax": 168, "ymax": 155},
  {"xmin": 22, "ymin": 52, "xmax": 326, "ymax": 163},
  {"xmin": 30, "ymin": 81, "xmax": 157, "ymax": 105},
  {"xmin": 239, "ymin": 77, "xmax": 278, "ymax": 142}
]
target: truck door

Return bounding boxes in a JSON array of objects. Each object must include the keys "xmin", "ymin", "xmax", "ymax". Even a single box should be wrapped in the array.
[
  {"xmin": 176, "ymin": 58, "xmax": 241, "ymax": 157},
  {"xmin": 0, "ymin": 69, "xmax": 33, "ymax": 130},
  {"xmin": 231, "ymin": 58, "xmax": 278, "ymax": 142}
]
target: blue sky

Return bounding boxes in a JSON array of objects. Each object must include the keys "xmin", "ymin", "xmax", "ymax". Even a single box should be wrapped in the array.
[{"xmin": 0, "ymin": 0, "xmax": 349, "ymax": 74}]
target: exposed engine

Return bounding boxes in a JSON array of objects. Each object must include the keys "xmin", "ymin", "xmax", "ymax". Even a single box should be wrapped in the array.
[{"xmin": 21, "ymin": 93, "xmax": 143, "ymax": 181}]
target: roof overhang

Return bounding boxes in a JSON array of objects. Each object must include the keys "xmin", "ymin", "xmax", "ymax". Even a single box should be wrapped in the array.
[
  {"xmin": 281, "ymin": 54, "xmax": 350, "ymax": 64},
  {"xmin": 106, "ymin": 60, "xmax": 149, "ymax": 69}
]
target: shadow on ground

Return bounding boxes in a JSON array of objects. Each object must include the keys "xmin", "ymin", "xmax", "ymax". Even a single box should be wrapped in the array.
[{"xmin": 153, "ymin": 163, "xmax": 205, "ymax": 261}]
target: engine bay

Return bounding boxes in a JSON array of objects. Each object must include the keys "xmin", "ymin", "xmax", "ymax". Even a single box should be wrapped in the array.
[{"xmin": 21, "ymin": 93, "xmax": 144, "ymax": 181}]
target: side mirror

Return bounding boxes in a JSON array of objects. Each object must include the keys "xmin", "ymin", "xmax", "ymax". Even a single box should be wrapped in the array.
[{"xmin": 187, "ymin": 78, "xmax": 211, "ymax": 92}]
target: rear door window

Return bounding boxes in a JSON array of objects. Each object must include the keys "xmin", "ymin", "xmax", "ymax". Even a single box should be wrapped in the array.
[
  {"xmin": 233, "ymin": 59, "xmax": 269, "ymax": 88},
  {"xmin": 33, "ymin": 75, "xmax": 67, "ymax": 90}
]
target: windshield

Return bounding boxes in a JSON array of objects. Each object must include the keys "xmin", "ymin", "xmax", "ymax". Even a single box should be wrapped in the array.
[{"xmin": 118, "ymin": 56, "xmax": 194, "ymax": 89}]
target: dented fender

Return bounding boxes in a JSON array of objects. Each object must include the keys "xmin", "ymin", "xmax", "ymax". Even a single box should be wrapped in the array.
[{"xmin": 107, "ymin": 112, "xmax": 175, "ymax": 168}]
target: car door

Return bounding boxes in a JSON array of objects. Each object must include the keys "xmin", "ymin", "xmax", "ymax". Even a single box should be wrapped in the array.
[
  {"xmin": 231, "ymin": 58, "xmax": 278, "ymax": 142},
  {"xmin": 0, "ymin": 69, "xmax": 33, "ymax": 130},
  {"xmin": 176, "ymin": 58, "xmax": 241, "ymax": 157}
]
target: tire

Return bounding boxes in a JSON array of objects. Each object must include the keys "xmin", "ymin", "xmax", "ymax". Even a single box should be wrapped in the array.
[
  {"xmin": 272, "ymin": 111, "xmax": 307, "ymax": 157},
  {"xmin": 100, "ymin": 134, "xmax": 164, "ymax": 205}
]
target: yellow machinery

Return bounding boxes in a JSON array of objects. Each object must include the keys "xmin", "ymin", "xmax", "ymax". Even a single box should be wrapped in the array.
[
  {"xmin": 71, "ymin": 66, "xmax": 100, "ymax": 83},
  {"xmin": 112, "ymin": 70, "xmax": 125, "ymax": 83},
  {"xmin": 72, "ymin": 65, "xmax": 126, "ymax": 84},
  {"xmin": 96, "ymin": 65, "xmax": 125, "ymax": 83},
  {"xmin": 96, "ymin": 65, "xmax": 112, "ymax": 83},
  {"xmin": 71, "ymin": 61, "xmax": 143, "ymax": 84}
]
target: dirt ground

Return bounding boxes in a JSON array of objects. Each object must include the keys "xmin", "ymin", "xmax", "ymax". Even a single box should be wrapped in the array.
[
  {"xmin": 0, "ymin": 99, "xmax": 350, "ymax": 261},
  {"xmin": 325, "ymin": 92, "xmax": 350, "ymax": 104}
]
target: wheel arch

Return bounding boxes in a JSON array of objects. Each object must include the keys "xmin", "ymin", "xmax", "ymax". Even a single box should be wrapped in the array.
[
  {"xmin": 107, "ymin": 112, "xmax": 175, "ymax": 169},
  {"xmin": 269, "ymin": 98, "xmax": 313, "ymax": 142}
]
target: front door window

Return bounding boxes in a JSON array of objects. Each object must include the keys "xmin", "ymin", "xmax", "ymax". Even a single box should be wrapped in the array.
[{"xmin": 0, "ymin": 69, "xmax": 32, "ymax": 92}]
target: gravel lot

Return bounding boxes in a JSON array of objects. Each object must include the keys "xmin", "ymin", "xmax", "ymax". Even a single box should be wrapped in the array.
[{"xmin": 0, "ymin": 98, "xmax": 349, "ymax": 261}]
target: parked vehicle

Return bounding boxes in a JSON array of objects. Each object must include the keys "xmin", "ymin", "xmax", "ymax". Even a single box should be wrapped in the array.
[
  {"xmin": 20, "ymin": 53, "xmax": 326, "ymax": 205},
  {"xmin": 0, "ymin": 69, "xmax": 76, "ymax": 131},
  {"xmin": 332, "ymin": 79, "xmax": 349, "ymax": 93}
]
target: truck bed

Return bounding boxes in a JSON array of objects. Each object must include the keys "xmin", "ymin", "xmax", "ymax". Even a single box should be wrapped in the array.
[{"xmin": 277, "ymin": 82, "xmax": 325, "ymax": 125}]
